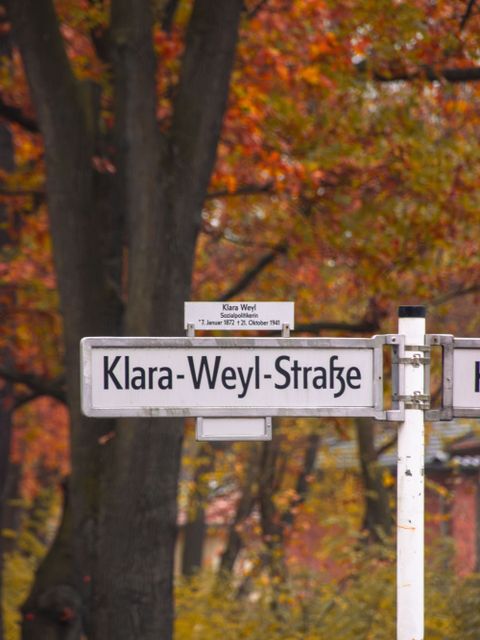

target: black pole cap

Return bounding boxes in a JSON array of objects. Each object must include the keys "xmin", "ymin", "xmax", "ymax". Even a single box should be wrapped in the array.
[{"xmin": 398, "ymin": 305, "xmax": 426, "ymax": 318}]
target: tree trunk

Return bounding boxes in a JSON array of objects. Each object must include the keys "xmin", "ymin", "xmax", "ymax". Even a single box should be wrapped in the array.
[
  {"xmin": 282, "ymin": 432, "xmax": 320, "ymax": 527},
  {"xmin": 220, "ymin": 444, "xmax": 260, "ymax": 574},
  {"xmin": 21, "ymin": 483, "xmax": 82, "ymax": 640},
  {"xmin": 0, "ymin": 402, "xmax": 12, "ymax": 640},
  {"xmin": 1, "ymin": 462, "xmax": 22, "ymax": 553},
  {"xmin": 9, "ymin": 1, "xmax": 243, "ymax": 638},
  {"xmin": 258, "ymin": 436, "xmax": 288, "ymax": 586},
  {"xmin": 355, "ymin": 418, "xmax": 392, "ymax": 543},
  {"xmin": 259, "ymin": 430, "xmax": 320, "ymax": 572},
  {"xmin": 0, "ymin": 20, "xmax": 15, "ymax": 633},
  {"xmin": 181, "ymin": 443, "xmax": 216, "ymax": 576},
  {"xmin": 235, "ymin": 428, "xmax": 320, "ymax": 598}
]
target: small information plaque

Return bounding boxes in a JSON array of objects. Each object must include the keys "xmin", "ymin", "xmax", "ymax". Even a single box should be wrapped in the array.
[{"xmin": 184, "ymin": 301, "xmax": 294, "ymax": 331}]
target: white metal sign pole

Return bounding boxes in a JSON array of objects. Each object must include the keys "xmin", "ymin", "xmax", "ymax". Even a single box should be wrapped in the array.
[{"xmin": 397, "ymin": 306, "xmax": 426, "ymax": 640}]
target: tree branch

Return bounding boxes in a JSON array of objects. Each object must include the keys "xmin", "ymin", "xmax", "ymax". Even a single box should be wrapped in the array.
[
  {"xmin": 13, "ymin": 391, "xmax": 43, "ymax": 410},
  {"xmin": 246, "ymin": 0, "xmax": 269, "ymax": 19},
  {"xmin": 206, "ymin": 181, "xmax": 274, "ymax": 200},
  {"xmin": 110, "ymin": 0, "xmax": 165, "ymax": 334},
  {"xmin": 161, "ymin": 0, "xmax": 179, "ymax": 31},
  {"xmin": 219, "ymin": 444, "xmax": 260, "ymax": 574},
  {"xmin": 201, "ymin": 227, "xmax": 280, "ymax": 249},
  {"xmin": 0, "ymin": 96, "xmax": 39, "ymax": 133},
  {"xmin": 294, "ymin": 319, "xmax": 380, "ymax": 334},
  {"xmin": 217, "ymin": 241, "xmax": 287, "ymax": 301},
  {"xmin": 429, "ymin": 284, "xmax": 480, "ymax": 307},
  {"xmin": 169, "ymin": 0, "xmax": 243, "ymax": 219},
  {"xmin": 460, "ymin": 0, "xmax": 477, "ymax": 30},
  {"xmin": 356, "ymin": 60, "xmax": 480, "ymax": 83},
  {"xmin": 0, "ymin": 367, "xmax": 66, "ymax": 404},
  {"xmin": 214, "ymin": 246, "xmax": 381, "ymax": 334},
  {"xmin": 375, "ymin": 434, "xmax": 397, "ymax": 458},
  {"xmin": 8, "ymin": 0, "xmax": 87, "ymax": 143},
  {"xmin": 0, "ymin": 187, "xmax": 44, "ymax": 198},
  {"xmin": 281, "ymin": 432, "xmax": 320, "ymax": 527}
]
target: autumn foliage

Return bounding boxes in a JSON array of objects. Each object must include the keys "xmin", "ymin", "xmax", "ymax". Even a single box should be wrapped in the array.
[{"xmin": 1, "ymin": 0, "xmax": 480, "ymax": 638}]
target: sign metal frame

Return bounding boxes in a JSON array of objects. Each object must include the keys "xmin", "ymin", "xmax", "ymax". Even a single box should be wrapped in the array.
[
  {"xmin": 425, "ymin": 334, "xmax": 453, "ymax": 421},
  {"xmin": 81, "ymin": 335, "xmax": 404, "ymax": 421}
]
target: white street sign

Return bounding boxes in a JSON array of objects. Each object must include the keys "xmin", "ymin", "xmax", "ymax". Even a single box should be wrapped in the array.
[
  {"xmin": 81, "ymin": 336, "xmax": 387, "ymax": 418},
  {"xmin": 452, "ymin": 339, "xmax": 480, "ymax": 416},
  {"xmin": 184, "ymin": 301, "xmax": 294, "ymax": 331}
]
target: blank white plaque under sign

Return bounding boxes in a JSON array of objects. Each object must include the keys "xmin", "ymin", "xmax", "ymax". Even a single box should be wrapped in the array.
[{"xmin": 196, "ymin": 417, "xmax": 272, "ymax": 441}]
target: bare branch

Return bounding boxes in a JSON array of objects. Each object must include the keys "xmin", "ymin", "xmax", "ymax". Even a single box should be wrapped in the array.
[
  {"xmin": 0, "ymin": 96, "xmax": 39, "ymax": 133},
  {"xmin": 161, "ymin": 0, "xmax": 179, "ymax": 31},
  {"xmin": 429, "ymin": 284, "xmax": 480, "ymax": 307},
  {"xmin": 0, "ymin": 187, "xmax": 44, "ymax": 198},
  {"xmin": 13, "ymin": 391, "xmax": 43, "ymax": 410},
  {"xmin": 9, "ymin": 0, "xmax": 86, "ymax": 143},
  {"xmin": 246, "ymin": 0, "xmax": 269, "ymax": 19},
  {"xmin": 169, "ymin": 0, "xmax": 243, "ymax": 222},
  {"xmin": 282, "ymin": 432, "xmax": 320, "ymax": 527},
  {"xmin": 201, "ymin": 225, "xmax": 281, "ymax": 249},
  {"xmin": 217, "ymin": 241, "xmax": 287, "ymax": 301},
  {"xmin": 214, "ymin": 245, "xmax": 381, "ymax": 334},
  {"xmin": 0, "ymin": 367, "xmax": 66, "ymax": 403},
  {"xmin": 375, "ymin": 434, "xmax": 397, "ymax": 458},
  {"xmin": 356, "ymin": 60, "xmax": 480, "ymax": 83},
  {"xmin": 219, "ymin": 444, "xmax": 260, "ymax": 574},
  {"xmin": 206, "ymin": 181, "xmax": 274, "ymax": 200},
  {"xmin": 460, "ymin": 0, "xmax": 477, "ymax": 30},
  {"xmin": 294, "ymin": 319, "xmax": 380, "ymax": 334}
]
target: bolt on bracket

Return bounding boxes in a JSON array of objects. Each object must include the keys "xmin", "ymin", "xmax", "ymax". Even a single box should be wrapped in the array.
[
  {"xmin": 393, "ymin": 345, "xmax": 431, "ymax": 367},
  {"xmin": 395, "ymin": 391, "xmax": 430, "ymax": 410}
]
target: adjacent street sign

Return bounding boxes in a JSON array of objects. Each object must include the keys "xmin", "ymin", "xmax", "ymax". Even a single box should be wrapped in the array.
[
  {"xmin": 426, "ymin": 335, "xmax": 480, "ymax": 420},
  {"xmin": 184, "ymin": 301, "xmax": 294, "ymax": 331},
  {"xmin": 81, "ymin": 336, "xmax": 388, "ymax": 419},
  {"xmin": 452, "ymin": 338, "xmax": 480, "ymax": 417}
]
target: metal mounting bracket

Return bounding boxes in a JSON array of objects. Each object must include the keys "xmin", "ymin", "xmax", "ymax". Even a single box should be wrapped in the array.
[
  {"xmin": 390, "ymin": 334, "xmax": 432, "ymax": 418},
  {"xmin": 394, "ymin": 354, "xmax": 430, "ymax": 367},
  {"xmin": 396, "ymin": 392, "xmax": 430, "ymax": 410},
  {"xmin": 424, "ymin": 334, "xmax": 454, "ymax": 421},
  {"xmin": 393, "ymin": 345, "xmax": 431, "ymax": 367}
]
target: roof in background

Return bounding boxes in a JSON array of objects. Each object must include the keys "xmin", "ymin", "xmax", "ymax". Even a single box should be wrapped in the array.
[{"xmin": 319, "ymin": 421, "xmax": 477, "ymax": 471}]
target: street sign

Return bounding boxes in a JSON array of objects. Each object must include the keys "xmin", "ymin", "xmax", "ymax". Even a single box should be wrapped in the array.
[
  {"xmin": 81, "ymin": 336, "xmax": 390, "ymax": 419},
  {"xmin": 80, "ymin": 310, "xmax": 480, "ymax": 640},
  {"xmin": 452, "ymin": 338, "xmax": 480, "ymax": 417},
  {"xmin": 426, "ymin": 335, "xmax": 480, "ymax": 419},
  {"xmin": 184, "ymin": 301, "xmax": 294, "ymax": 331}
]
